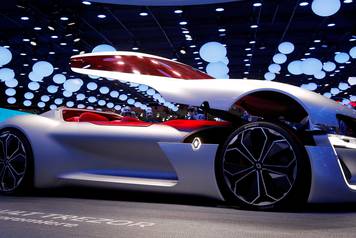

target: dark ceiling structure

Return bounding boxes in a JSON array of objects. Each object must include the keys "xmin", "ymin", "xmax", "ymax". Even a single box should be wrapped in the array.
[{"xmin": 0, "ymin": 0, "xmax": 355, "ymax": 113}]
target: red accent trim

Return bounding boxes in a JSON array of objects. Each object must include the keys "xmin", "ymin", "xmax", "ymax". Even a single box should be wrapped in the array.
[
  {"xmin": 162, "ymin": 119, "xmax": 230, "ymax": 131},
  {"xmin": 91, "ymin": 120, "xmax": 152, "ymax": 127},
  {"xmin": 70, "ymin": 54, "xmax": 213, "ymax": 80}
]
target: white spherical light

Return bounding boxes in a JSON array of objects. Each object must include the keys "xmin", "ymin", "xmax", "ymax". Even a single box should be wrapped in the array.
[
  {"xmin": 76, "ymin": 93, "xmax": 85, "ymax": 101},
  {"xmin": 314, "ymin": 71, "xmax": 326, "ymax": 79},
  {"xmin": 323, "ymin": 92, "xmax": 332, "ymax": 98},
  {"xmin": 323, "ymin": 61, "xmax": 336, "ymax": 72},
  {"xmin": 32, "ymin": 61, "xmax": 54, "ymax": 77},
  {"xmin": 5, "ymin": 88, "xmax": 16, "ymax": 96},
  {"xmin": 0, "ymin": 46, "xmax": 12, "ymax": 67},
  {"xmin": 127, "ymin": 99, "xmax": 135, "ymax": 105},
  {"xmin": 50, "ymin": 104, "xmax": 57, "ymax": 110},
  {"xmin": 23, "ymin": 100, "xmax": 32, "ymax": 107},
  {"xmin": 47, "ymin": 85, "xmax": 58, "ymax": 94},
  {"xmin": 53, "ymin": 74, "xmax": 66, "ymax": 84},
  {"xmin": 66, "ymin": 101, "xmax": 74, "ymax": 107},
  {"xmin": 264, "ymin": 72, "xmax": 276, "ymax": 81},
  {"xmin": 268, "ymin": 64, "xmax": 281, "ymax": 73},
  {"xmin": 350, "ymin": 95, "xmax": 356, "ymax": 102},
  {"xmin": 28, "ymin": 81, "xmax": 40, "ymax": 91},
  {"xmin": 87, "ymin": 82, "xmax": 98, "ymax": 90},
  {"xmin": 311, "ymin": 0, "xmax": 341, "ymax": 17},
  {"xmin": 5, "ymin": 78, "xmax": 18, "ymax": 88},
  {"xmin": 7, "ymin": 97, "xmax": 16, "ymax": 104},
  {"xmin": 63, "ymin": 78, "xmax": 83, "ymax": 92},
  {"xmin": 199, "ymin": 42, "xmax": 227, "ymax": 63},
  {"xmin": 77, "ymin": 104, "xmax": 85, "ymax": 109},
  {"xmin": 348, "ymin": 77, "xmax": 356, "ymax": 86},
  {"xmin": 119, "ymin": 94, "xmax": 128, "ymax": 101},
  {"xmin": 301, "ymin": 58, "xmax": 322, "ymax": 75},
  {"xmin": 110, "ymin": 90, "xmax": 119, "ymax": 98},
  {"xmin": 206, "ymin": 62, "xmax": 229, "ymax": 78},
  {"xmin": 334, "ymin": 52, "xmax": 350, "ymax": 64},
  {"xmin": 92, "ymin": 44, "xmax": 116, "ymax": 53},
  {"xmin": 54, "ymin": 98, "xmax": 63, "ymax": 105},
  {"xmin": 307, "ymin": 83, "xmax": 318, "ymax": 91},
  {"xmin": 287, "ymin": 60, "xmax": 303, "ymax": 75},
  {"xmin": 24, "ymin": 92, "xmax": 34, "ymax": 99},
  {"xmin": 107, "ymin": 102, "xmax": 114, "ymax": 108},
  {"xmin": 98, "ymin": 100, "xmax": 106, "ymax": 106},
  {"xmin": 28, "ymin": 71, "xmax": 43, "ymax": 82},
  {"xmin": 147, "ymin": 89, "xmax": 155, "ymax": 96},
  {"xmin": 37, "ymin": 102, "xmax": 45, "ymax": 108},
  {"xmin": 0, "ymin": 68, "xmax": 15, "ymax": 82},
  {"xmin": 88, "ymin": 96, "xmax": 97, "ymax": 103},
  {"xmin": 350, "ymin": 46, "xmax": 356, "ymax": 59},
  {"xmin": 338, "ymin": 82, "xmax": 350, "ymax": 90},
  {"xmin": 99, "ymin": 86, "xmax": 109, "ymax": 94},
  {"xmin": 331, "ymin": 87, "xmax": 340, "ymax": 95},
  {"xmin": 41, "ymin": 95, "xmax": 50, "ymax": 102},
  {"xmin": 114, "ymin": 105, "xmax": 121, "ymax": 111},
  {"xmin": 63, "ymin": 90, "xmax": 73, "ymax": 97},
  {"xmin": 278, "ymin": 42, "xmax": 295, "ymax": 54},
  {"xmin": 138, "ymin": 84, "xmax": 148, "ymax": 91},
  {"xmin": 272, "ymin": 53, "xmax": 287, "ymax": 64}
]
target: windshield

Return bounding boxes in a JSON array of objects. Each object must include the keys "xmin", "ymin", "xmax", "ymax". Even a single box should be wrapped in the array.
[{"xmin": 70, "ymin": 53, "xmax": 213, "ymax": 80}]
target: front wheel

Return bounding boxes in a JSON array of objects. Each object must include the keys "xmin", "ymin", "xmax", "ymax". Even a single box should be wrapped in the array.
[
  {"xmin": 216, "ymin": 122, "xmax": 311, "ymax": 210},
  {"xmin": 0, "ymin": 129, "xmax": 33, "ymax": 195}
]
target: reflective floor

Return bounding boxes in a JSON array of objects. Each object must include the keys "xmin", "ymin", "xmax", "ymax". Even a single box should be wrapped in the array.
[{"xmin": 1, "ymin": 188, "xmax": 356, "ymax": 238}]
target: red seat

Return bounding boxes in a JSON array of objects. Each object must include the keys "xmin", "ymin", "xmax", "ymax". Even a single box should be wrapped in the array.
[{"xmin": 79, "ymin": 112, "xmax": 109, "ymax": 122}]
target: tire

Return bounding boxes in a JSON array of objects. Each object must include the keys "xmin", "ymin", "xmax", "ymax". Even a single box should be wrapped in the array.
[
  {"xmin": 216, "ymin": 121, "xmax": 311, "ymax": 210},
  {"xmin": 0, "ymin": 128, "xmax": 34, "ymax": 195}
]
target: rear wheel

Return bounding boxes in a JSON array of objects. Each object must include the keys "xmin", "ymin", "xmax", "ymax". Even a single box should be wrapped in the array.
[
  {"xmin": 0, "ymin": 129, "xmax": 33, "ymax": 194},
  {"xmin": 216, "ymin": 122, "xmax": 310, "ymax": 210}
]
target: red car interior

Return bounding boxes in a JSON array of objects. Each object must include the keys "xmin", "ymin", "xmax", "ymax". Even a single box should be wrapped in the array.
[{"xmin": 64, "ymin": 110, "xmax": 230, "ymax": 131}]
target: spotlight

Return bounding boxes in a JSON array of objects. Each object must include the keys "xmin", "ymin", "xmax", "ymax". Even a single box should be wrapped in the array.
[
  {"xmin": 299, "ymin": 2, "xmax": 309, "ymax": 6},
  {"xmin": 253, "ymin": 2, "xmax": 262, "ymax": 7},
  {"xmin": 21, "ymin": 16, "xmax": 29, "ymax": 20},
  {"xmin": 60, "ymin": 17, "xmax": 69, "ymax": 21},
  {"xmin": 97, "ymin": 14, "xmax": 106, "ymax": 18},
  {"xmin": 179, "ymin": 21, "xmax": 188, "ymax": 25},
  {"xmin": 174, "ymin": 9, "xmax": 183, "ymax": 14},
  {"xmin": 216, "ymin": 8, "xmax": 224, "ymax": 12},
  {"xmin": 73, "ymin": 38, "xmax": 80, "ymax": 42},
  {"xmin": 327, "ymin": 23, "xmax": 336, "ymax": 27},
  {"xmin": 139, "ymin": 12, "xmax": 148, "ymax": 16},
  {"xmin": 34, "ymin": 27, "xmax": 41, "ymax": 30},
  {"xmin": 51, "ymin": 35, "xmax": 58, "ymax": 39},
  {"xmin": 82, "ymin": 1, "xmax": 92, "ymax": 5},
  {"xmin": 250, "ymin": 24, "xmax": 258, "ymax": 28}
]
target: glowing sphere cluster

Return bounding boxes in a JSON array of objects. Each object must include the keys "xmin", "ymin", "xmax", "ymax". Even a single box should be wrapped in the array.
[{"xmin": 0, "ymin": 68, "xmax": 15, "ymax": 82}]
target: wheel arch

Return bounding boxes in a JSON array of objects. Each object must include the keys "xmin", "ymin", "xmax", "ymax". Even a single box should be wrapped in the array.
[{"xmin": 230, "ymin": 89, "xmax": 310, "ymax": 124}]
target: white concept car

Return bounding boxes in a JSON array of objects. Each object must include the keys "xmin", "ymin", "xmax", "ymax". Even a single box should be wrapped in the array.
[{"xmin": 1, "ymin": 51, "xmax": 356, "ymax": 210}]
